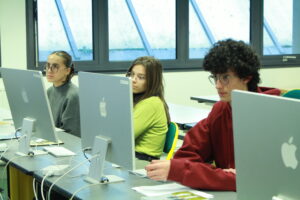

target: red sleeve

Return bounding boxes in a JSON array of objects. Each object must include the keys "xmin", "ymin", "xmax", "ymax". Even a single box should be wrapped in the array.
[
  {"xmin": 167, "ymin": 106, "xmax": 236, "ymax": 191},
  {"xmin": 257, "ymin": 86, "xmax": 281, "ymax": 96},
  {"xmin": 168, "ymin": 157, "xmax": 236, "ymax": 191}
]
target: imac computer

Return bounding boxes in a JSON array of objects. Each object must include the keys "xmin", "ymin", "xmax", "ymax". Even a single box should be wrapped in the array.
[
  {"xmin": 78, "ymin": 72, "xmax": 135, "ymax": 184},
  {"xmin": 232, "ymin": 90, "xmax": 300, "ymax": 200},
  {"xmin": 1, "ymin": 68, "xmax": 58, "ymax": 155}
]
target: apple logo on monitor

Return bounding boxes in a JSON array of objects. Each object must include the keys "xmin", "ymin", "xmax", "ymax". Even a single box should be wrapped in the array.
[
  {"xmin": 281, "ymin": 136, "xmax": 298, "ymax": 170},
  {"xmin": 21, "ymin": 88, "xmax": 29, "ymax": 103},
  {"xmin": 99, "ymin": 97, "xmax": 107, "ymax": 118}
]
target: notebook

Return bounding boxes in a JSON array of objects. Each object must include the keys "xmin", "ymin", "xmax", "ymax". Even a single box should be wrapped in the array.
[
  {"xmin": 232, "ymin": 90, "xmax": 300, "ymax": 200},
  {"xmin": 30, "ymin": 138, "xmax": 64, "ymax": 146}
]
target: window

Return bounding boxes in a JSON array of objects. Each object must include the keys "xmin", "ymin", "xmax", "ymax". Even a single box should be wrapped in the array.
[
  {"xmin": 264, "ymin": 0, "xmax": 299, "ymax": 55},
  {"xmin": 108, "ymin": 0, "xmax": 175, "ymax": 61},
  {"xmin": 36, "ymin": 0, "xmax": 93, "ymax": 61},
  {"xmin": 189, "ymin": 0, "xmax": 250, "ymax": 59},
  {"xmin": 26, "ymin": 0, "xmax": 300, "ymax": 72}
]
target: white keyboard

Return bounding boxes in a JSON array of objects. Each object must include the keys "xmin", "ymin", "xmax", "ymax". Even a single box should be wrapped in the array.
[{"xmin": 43, "ymin": 146, "xmax": 75, "ymax": 157}]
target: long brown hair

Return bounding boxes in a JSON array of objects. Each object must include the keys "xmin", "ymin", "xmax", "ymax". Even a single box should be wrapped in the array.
[{"xmin": 127, "ymin": 56, "xmax": 170, "ymax": 124}]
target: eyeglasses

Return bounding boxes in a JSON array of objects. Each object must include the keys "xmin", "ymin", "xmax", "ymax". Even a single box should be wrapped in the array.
[
  {"xmin": 44, "ymin": 63, "xmax": 63, "ymax": 73},
  {"xmin": 126, "ymin": 72, "xmax": 146, "ymax": 81},
  {"xmin": 208, "ymin": 74, "xmax": 231, "ymax": 86}
]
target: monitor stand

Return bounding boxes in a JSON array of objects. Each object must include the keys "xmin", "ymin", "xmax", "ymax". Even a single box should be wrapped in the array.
[
  {"xmin": 84, "ymin": 135, "xmax": 124, "ymax": 184},
  {"xmin": 16, "ymin": 118, "xmax": 47, "ymax": 156}
]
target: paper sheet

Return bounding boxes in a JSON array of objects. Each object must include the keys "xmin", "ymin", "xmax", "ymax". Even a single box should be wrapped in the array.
[{"xmin": 132, "ymin": 182, "xmax": 213, "ymax": 198}]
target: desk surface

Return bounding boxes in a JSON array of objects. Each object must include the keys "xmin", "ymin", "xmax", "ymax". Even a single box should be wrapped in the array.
[
  {"xmin": 0, "ymin": 132, "xmax": 81, "ymax": 175},
  {"xmin": 0, "ymin": 108, "xmax": 17, "ymax": 140},
  {"xmin": 190, "ymin": 95, "xmax": 219, "ymax": 104},
  {"xmin": 0, "ymin": 131, "xmax": 237, "ymax": 200},
  {"xmin": 0, "ymin": 108, "xmax": 12, "ymax": 120},
  {"xmin": 168, "ymin": 103, "xmax": 210, "ymax": 125},
  {"xmin": 34, "ymin": 169, "xmax": 237, "ymax": 200}
]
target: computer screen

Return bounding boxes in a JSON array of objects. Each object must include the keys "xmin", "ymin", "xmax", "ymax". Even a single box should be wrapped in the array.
[
  {"xmin": 1, "ymin": 68, "xmax": 58, "ymax": 155},
  {"xmin": 78, "ymin": 72, "xmax": 135, "ymax": 184},
  {"xmin": 232, "ymin": 90, "xmax": 300, "ymax": 200}
]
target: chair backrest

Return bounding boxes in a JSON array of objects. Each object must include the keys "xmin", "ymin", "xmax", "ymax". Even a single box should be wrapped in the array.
[
  {"xmin": 282, "ymin": 89, "xmax": 300, "ymax": 100},
  {"xmin": 163, "ymin": 122, "xmax": 179, "ymax": 160}
]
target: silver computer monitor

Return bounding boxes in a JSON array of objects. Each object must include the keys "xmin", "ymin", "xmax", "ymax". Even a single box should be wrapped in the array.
[
  {"xmin": 232, "ymin": 90, "xmax": 300, "ymax": 200},
  {"xmin": 1, "ymin": 68, "xmax": 58, "ymax": 155},
  {"xmin": 78, "ymin": 72, "xmax": 135, "ymax": 184}
]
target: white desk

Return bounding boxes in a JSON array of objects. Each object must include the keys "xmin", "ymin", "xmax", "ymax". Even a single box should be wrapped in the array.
[
  {"xmin": 0, "ymin": 133, "xmax": 237, "ymax": 200},
  {"xmin": 0, "ymin": 108, "xmax": 237, "ymax": 200},
  {"xmin": 0, "ymin": 108, "xmax": 11, "ymax": 119},
  {"xmin": 190, "ymin": 95, "xmax": 219, "ymax": 104},
  {"xmin": 168, "ymin": 103, "xmax": 210, "ymax": 129},
  {"xmin": 0, "ymin": 108, "xmax": 15, "ymax": 140}
]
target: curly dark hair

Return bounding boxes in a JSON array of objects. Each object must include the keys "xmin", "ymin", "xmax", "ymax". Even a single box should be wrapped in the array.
[{"xmin": 203, "ymin": 39, "xmax": 261, "ymax": 92}]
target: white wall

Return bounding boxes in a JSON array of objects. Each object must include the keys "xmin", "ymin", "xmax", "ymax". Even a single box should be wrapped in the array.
[
  {"xmin": 1, "ymin": 0, "xmax": 300, "ymax": 111},
  {"xmin": 0, "ymin": 0, "xmax": 27, "ymax": 110},
  {"xmin": 0, "ymin": 0, "xmax": 27, "ymax": 68},
  {"xmin": 163, "ymin": 67, "xmax": 300, "ymax": 109}
]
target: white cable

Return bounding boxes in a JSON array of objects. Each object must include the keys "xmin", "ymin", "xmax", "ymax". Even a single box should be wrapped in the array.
[
  {"xmin": 49, "ymin": 147, "xmax": 89, "ymax": 165},
  {"xmin": 68, "ymin": 147, "xmax": 91, "ymax": 164},
  {"xmin": 64, "ymin": 147, "xmax": 89, "ymax": 168},
  {"xmin": 33, "ymin": 178, "xmax": 38, "ymax": 200},
  {"xmin": 46, "ymin": 147, "xmax": 90, "ymax": 178},
  {"xmin": 32, "ymin": 147, "xmax": 91, "ymax": 200},
  {"xmin": 0, "ymin": 136, "xmax": 16, "ymax": 161},
  {"xmin": 0, "ymin": 155, "xmax": 27, "ymax": 200},
  {"xmin": 0, "ymin": 192, "xmax": 3, "ymax": 200},
  {"xmin": 65, "ymin": 147, "xmax": 91, "ymax": 178},
  {"xmin": 16, "ymin": 134, "xmax": 27, "ymax": 142},
  {"xmin": 0, "ymin": 145, "xmax": 9, "ymax": 161},
  {"xmin": 41, "ymin": 171, "xmax": 53, "ymax": 200},
  {"xmin": 69, "ymin": 183, "xmax": 100, "ymax": 200},
  {"xmin": 0, "ymin": 139, "xmax": 20, "ymax": 193},
  {"xmin": 1, "ymin": 155, "xmax": 27, "ymax": 181},
  {"xmin": 0, "ymin": 134, "xmax": 27, "ymax": 187},
  {"xmin": 47, "ymin": 154, "xmax": 99, "ymax": 200}
]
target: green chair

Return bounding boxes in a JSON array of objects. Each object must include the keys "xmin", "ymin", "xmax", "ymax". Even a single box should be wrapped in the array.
[
  {"xmin": 282, "ymin": 89, "xmax": 300, "ymax": 100},
  {"xmin": 163, "ymin": 122, "xmax": 179, "ymax": 160}
]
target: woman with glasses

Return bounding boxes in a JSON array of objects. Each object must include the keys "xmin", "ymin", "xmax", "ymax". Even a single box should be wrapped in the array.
[
  {"xmin": 45, "ymin": 51, "xmax": 80, "ymax": 137},
  {"xmin": 145, "ymin": 39, "xmax": 281, "ymax": 191},
  {"xmin": 126, "ymin": 56, "xmax": 170, "ymax": 167}
]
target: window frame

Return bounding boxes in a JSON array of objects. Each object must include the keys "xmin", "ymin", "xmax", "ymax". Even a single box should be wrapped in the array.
[{"xmin": 26, "ymin": 0, "xmax": 300, "ymax": 73}]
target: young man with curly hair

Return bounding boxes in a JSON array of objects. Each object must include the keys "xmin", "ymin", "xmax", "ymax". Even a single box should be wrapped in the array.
[{"xmin": 145, "ymin": 39, "xmax": 281, "ymax": 191}]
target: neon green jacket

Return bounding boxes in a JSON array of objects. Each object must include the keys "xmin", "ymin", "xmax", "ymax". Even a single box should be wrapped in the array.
[{"xmin": 134, "ymin": 96, "xmax": 168, "ymax": 157}]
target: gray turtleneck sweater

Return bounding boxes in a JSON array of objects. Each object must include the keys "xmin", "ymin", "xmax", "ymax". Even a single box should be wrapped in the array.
[{"xmin": 47, "ymin": 81, "xmax": 80, "ymax": 137}]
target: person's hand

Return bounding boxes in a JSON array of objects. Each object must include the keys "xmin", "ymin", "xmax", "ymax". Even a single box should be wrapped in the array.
[
  {"xmin": 145, "ymin": 160, "xmax": 171, "ymax": 181},
  {"xmin": 223, "ymin": 168, "xmax": 236, "ymax": 174}
]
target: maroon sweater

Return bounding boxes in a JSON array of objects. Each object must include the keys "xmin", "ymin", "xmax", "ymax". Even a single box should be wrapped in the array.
[{"xmin": 168, "ymin": 87, "xmax": 281, "ymax": 191}]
